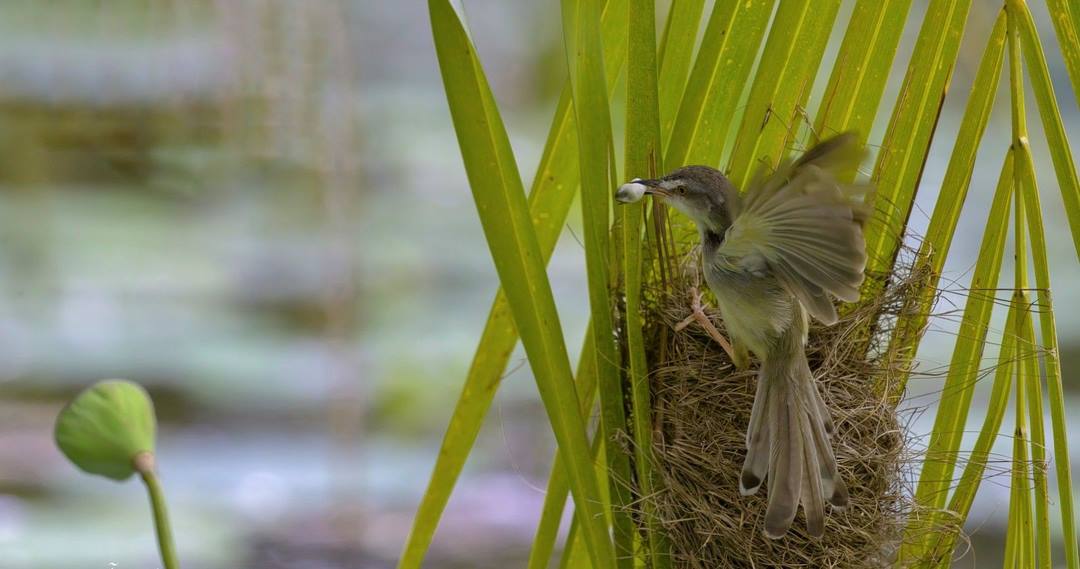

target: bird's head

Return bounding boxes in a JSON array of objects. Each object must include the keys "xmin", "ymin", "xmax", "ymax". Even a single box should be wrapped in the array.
[{"xmin": 615, "ymin": 165, "xmax": 736, "ymax": 232}]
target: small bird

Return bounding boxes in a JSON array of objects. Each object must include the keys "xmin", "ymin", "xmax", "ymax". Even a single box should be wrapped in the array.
[{"xmin": 615, "ymin": 133, "xmax": 870, "ymax": 539}]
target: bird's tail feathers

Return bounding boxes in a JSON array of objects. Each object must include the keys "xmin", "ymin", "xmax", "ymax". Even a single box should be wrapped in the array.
[{"xmin": 740, "ymin": 352, "xmax": 846, "ymax": 539}]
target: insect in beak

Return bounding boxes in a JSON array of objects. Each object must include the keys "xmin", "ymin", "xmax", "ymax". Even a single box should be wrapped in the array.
[{"xmin": 615, "ymin": 178, "xmax": 667, "ymax": 203}]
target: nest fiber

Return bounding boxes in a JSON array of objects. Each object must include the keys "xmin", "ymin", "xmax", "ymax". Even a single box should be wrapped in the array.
[{"xmin": 632, "ymin": 251, "xmax": 928, "ymax": 568}]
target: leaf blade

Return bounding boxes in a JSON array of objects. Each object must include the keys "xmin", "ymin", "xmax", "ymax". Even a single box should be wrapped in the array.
[
  {"xmin": 925, "ymin": 305, "xmax": 1018, "ymax": 566},
  {"xmin": 899, "ymin": 150, "xmax": 1015, "ymax": 563},
  {"xmin": 665, "ymin": 0, "xmax": 776, "ymax": 168},
  {"xmin": 1018, "ymin": 144, "xmax": 1080, "ymax": 569},
  {"xmin": 561, "ymin": 0, "xmax": 633, "ymax": 564},
  {"xmin": 624, "ymin": 0, "xmax": 668, "ymax": 566},
  {"xmin": 1011, "ymin": 0, "xmax": 1080, "ymax": 259},
  {"xmin": 657, "ymin": 0, "xmax": 706, "ymax": 144},
  {"xmin": 885, "ymin": 8, "xmax": 1007, "ymax": 400},
  {"xmin": 725, "ymin": 0, "xmax": 843, "ymax": 189},
  {"xmin": 863, "ymin": 0, "xmax": 975, "ymax": 279},
  {"xmin": 397, "ymin": 2, "xmax": 629, "ymax": 565},
  {"xmin": 813, "ymin": 0, "xmax": 916, "ymax": 144},
  {"xmin": 527, "ymin": 332, "xmax": 599, "ymax": 569},
  {"xmin": 422, "ymin": 3, "xmax": 614, "ymax": 567},
  {"xmin": 1043, "ymin": 0, "xmax": 1080, "ymax": 105}
]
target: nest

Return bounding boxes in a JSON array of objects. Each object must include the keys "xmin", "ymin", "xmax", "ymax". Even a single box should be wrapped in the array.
[{"xmin": 625, "ymin": 246, "xmax": 933, "ymax": 568}]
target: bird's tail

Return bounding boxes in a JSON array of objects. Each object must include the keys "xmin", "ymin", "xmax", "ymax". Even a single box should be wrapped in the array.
[{"xmin": 739, "ymin": 344, "xmax": 848, "ymax": 539}]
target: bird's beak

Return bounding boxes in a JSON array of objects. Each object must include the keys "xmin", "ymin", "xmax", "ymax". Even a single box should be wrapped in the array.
[
  {"xmin": 615, "ymin": 178, "xmax": 667, "ymax": 203},
  {"xmin": 640, "ymin": 180, "xmax": 670, "ymax": 197}
]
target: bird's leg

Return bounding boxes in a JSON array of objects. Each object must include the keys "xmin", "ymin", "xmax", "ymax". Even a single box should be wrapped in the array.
[{"xmin": 674, "ymin": 287, "xmax": 737, "ymax": 363}]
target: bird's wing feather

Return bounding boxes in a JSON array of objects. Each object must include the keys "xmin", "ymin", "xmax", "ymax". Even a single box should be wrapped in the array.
[{"xmin": 710, "ymin": 134, "xmax": 870, "ymax": 325}]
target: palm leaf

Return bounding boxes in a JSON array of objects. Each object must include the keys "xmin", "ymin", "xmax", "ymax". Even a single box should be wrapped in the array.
[
  {"xmin": 413, "ymin": 1, "xmax": 1080, "ymax": 566},
  {"xmin": 886, "ymin": 9, "xmax": 1007, "ymax": 400},
  {"xmin": 424, "ymin": 2, "xmax": 614, "ymax": 567},
  {"xmin": 665, "ymin": 0, "xmax": 775, "ymax": 167},
  {"xmin": 1018, "ymin": 137, "xmax": 1079, "ymax": 569},
  {"xmin": 397, "ymin": 2, "xmax": 629, "ymax": 565},
  {"xmin": 1010, "ymin": 0, "xmax": 1080, "ymax": 257},
  {"xmin": 526, "ymin": 332, "xmax": 598, "ymax": 569},
  {"xmin": 1043, "ymin": 0, "xmax": 1080, "ymax": 104},
  {"xmin": 560, "ymin": 0, "xmax": 634, "ymax": 563},
  {"xmin": 899, "ymin": 149, "xmax": 1015, "ymax": 563},
  {"xmin": 926, "ymin": 302, "xmax": 1018, "ymax": 566},
  {"xmin": 1007, "ymin": 12, "xmax": 1052, "ymax": 564},
  {"xmin": 813, "ymin": 0, "xmax": 916, "ymax": 144},
  {"xmin": 725, "ymin": 0, "xmax": 842, "ymax": 187},
  {"xmin": 656, "ymin": 0, "xmax": 705, "ymax": 140},
  {"xmin": 863, "ymin": 0, "xmax": 974, "ymax": 280},
  {"xmin": 623, "ymin": 0, "xmax": 667, "ymax": 565}
]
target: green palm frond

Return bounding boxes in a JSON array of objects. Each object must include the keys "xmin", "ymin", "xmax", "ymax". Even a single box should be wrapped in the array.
[{"xmin": 410, "ymin": 0, "xmax": 1080, "ymax": 566}]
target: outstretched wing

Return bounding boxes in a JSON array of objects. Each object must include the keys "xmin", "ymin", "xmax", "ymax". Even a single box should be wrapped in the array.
[{"xmin": 711, "ymin": 133, "xmax": 870, "ymax": 325}]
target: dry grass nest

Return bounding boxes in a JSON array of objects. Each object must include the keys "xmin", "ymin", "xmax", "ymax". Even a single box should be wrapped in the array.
[{"xmin": 628, "ymin": 248, "xmax": 932, "ymax": 568}]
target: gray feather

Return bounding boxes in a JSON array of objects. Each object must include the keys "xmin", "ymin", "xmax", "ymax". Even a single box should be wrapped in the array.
[
  {"xmin": 764, "ymin": 379, "xmax": 803, "ymax": 539},
  {"xmin": 799, "ymin": 362, "xmax": 847, "ymax": 508},
  {"xmin": 799, "ymin": 406, "xmax": 826, "ymax": 538},
  {"xmin": 741, "ymin": 377, "xmax": 772, "ymax": 496},
  {"xmin": 717, "ymin": 135, "xmax": 871, "ymax": 324}
]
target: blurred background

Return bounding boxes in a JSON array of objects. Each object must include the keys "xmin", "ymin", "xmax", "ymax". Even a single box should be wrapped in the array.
[{"xmin": 0, "ymin": 1, "xmax": 1076, "ymax": 567}]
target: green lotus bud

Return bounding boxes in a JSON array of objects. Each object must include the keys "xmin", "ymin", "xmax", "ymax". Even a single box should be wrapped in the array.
[{"xmin": 54, "ymin": 379, "xmax": 157, "ymax": 481}]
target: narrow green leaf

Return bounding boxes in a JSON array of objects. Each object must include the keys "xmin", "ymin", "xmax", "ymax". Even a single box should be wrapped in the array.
[
  {"xmin": 425, "ymin": 3, "xmax": 614, "ymax": 568},
  {"xmin": 559, "ymin": 516, "xmax": 591, "ymax": 569},
  {"xmin": 1018, "ymin": 145, "xmax": 1080, "ymax": 569},
  {"xmin": 624, "ymin": 1, "xmax": 667, "ymax": 566},
  {"xmin": 863, "ymin": 0, "xmax": 975, "ymax": 279},
  {"xmin": 561, "ymin": 0, "xmax": 633, "ymax": 564},
  {"xmin": 665, "ymin": 0, "xmax": 776, "ymax": 168},
  {"xmin": 925, "ymin": 305, "xmax": 1018, "ymax": 567},
  {"xmin": 657, "ymin": 0, "xmax": 706, "ymax": 143},
  {"xmin": 1004, "ymin": 340, "xmax": 1035, "ymax": 569},
  {"xmin": 532, "ymin": 421, "xmax": 605, "ymax": 569},
  {"xmin": 1043, "ymin": 0, "xmax": 1080, "ymax": 104},
  {"xmin": 398, "ymin": 2, "xmax": 629, "ymax": 565},
  {"xmin": 1007, "ymin": 11, "xmax": 1051, "ymax": 565},
  {"xmin": 556, "ymin": 432, "xmax": 613, "ymax": 569},
  {"xmin": 1011, "ymin": 185, "xmax": 1042, "ymax": 569},
  {"xmin": 725, "ymin": 0, "xmax": 843, "ymax": 189},
  {"xmin": 527, "ymin": 330, "xmax": 598, "ymax": 569},
  {"xmin": 1005, "ymin": 249, "xmax": 1037, "ymax": 569},
  {"xmin": 886, "ymin": 10, "xmax": 1007, "ymax": 400},
  {"xmin": 1010, "ymin": 0, "xmax": 1080, "ymax": 258},
  {"xmin": 1005, "ymin": 487, "xmax": 1020, "ymax": 567},
  {"xmin": 528, "ymin": 0, "xmax": 696, "ymax": 560},
  {"xmin": 813, "ymin": 0, "xmax": 916, "ymax": 144},
  {"xmin": 899, "ymin": 150, "xmax": 1015, "ymax": 562},
  {"xmin": 1020, "ymin": 289, "xmax": 1050, "ymax": 569}
]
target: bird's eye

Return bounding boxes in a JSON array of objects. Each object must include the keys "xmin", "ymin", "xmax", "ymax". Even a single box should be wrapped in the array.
[{"xmin": 676, "ymin": 186, "xmax": 687, "ymax": 195}]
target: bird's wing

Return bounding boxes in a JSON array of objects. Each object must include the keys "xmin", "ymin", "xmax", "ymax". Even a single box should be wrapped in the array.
[{"xmin": 711, "ymin": 133, "xmax": 870, "ymax": 325}]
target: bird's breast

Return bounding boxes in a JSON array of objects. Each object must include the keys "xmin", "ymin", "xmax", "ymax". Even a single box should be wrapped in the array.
[{"xmin": 704, "ymin": 264, "xmax": 797, "ymax": 358}]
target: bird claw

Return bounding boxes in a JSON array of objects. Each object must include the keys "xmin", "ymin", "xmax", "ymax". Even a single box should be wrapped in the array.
[{"xmin": 674, "ymin": 287, "xmax": 738, "ymax": 364}]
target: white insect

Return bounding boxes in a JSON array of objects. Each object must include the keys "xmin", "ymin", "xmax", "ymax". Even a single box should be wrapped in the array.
[{"xmin": 614, "ymin": 178, "xmax": 648, "ymax": 203}]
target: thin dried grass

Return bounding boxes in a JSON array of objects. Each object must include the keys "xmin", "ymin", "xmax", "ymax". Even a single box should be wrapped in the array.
[{"xmin": 623, "ymin": 246, "xmax": 934, "ymax": 568}]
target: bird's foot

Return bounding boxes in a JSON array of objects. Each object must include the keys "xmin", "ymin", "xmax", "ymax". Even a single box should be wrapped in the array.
[{"xmin": 674, "ymin": 287, "xmax": 737, "ymax": 363}]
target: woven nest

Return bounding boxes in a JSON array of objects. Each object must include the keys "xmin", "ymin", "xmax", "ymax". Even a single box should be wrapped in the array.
[{"xmin": 625, "ymin": 246, "xmax": 933, "ymax": 569}]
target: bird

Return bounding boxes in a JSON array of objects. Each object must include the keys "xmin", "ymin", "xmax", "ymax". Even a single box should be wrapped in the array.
[{"xmin": 614, "ymin": 133, "xmax": 870, "ymax": 539}]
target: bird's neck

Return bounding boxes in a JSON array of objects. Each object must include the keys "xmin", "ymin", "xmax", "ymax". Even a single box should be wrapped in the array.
[
  {"xmin": 700, "ymin": 225, "xmax": 725, "ymax": 252},
  {"xmin": 684, "ymin": 211, "xmax": 722, "ymax": 235}
]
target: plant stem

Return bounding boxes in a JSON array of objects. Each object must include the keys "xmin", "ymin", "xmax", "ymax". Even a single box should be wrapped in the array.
[{"xmin": 134, "ymin": 452, "xmax": 180, "ymax": 569}]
